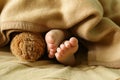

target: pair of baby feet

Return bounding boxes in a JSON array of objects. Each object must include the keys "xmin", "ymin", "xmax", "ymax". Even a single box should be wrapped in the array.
[{"xmin": 45, "ymin": 30, "xmax": 79, "ymax": 66}]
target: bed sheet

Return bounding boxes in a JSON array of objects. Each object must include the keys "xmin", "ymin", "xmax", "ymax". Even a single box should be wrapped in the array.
[{"xmin": 0, "ymin": 46, "xmax": 120, "ymax": 80}]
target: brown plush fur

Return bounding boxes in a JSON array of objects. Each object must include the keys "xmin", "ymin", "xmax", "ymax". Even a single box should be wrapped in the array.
[{"xmin": 10, "ymin": 32, "xmax": 46, "ymax": 62}]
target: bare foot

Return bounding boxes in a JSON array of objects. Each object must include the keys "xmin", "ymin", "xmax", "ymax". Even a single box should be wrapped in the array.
[
  {"xmin": 55, "ymin": 37, "xmax": 78, "ymax": 66},
  {"xmin": 45, "ymin": 29, "xmax": 65, "ymax": 58}
]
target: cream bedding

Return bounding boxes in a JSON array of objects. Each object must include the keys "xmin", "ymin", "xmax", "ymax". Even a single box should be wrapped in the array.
[
  {"xmin": 0, "ymin": 46, "xmax": 120, "ymax": 80},
  {"xmin": 0, "ymin": 0, "xmax": 120, "ymax": 68},
  {"xmin": 0, "ymin": 0, "xmax": 120, "ymax": 80}
]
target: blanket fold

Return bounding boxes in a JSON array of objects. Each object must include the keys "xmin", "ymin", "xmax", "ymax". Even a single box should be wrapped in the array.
[
  {"xmin": 0, "ymin": 0, "xmax": 120, "ymax": 68},
  {"xmin": 0, "ymin": 0, "xmax": 103, "ymax": 46}
]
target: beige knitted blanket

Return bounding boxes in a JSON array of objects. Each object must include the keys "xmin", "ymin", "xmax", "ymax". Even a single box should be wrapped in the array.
[{"xmin": 0, "ymin": 0, "xmax": 120, "ymax": 68}]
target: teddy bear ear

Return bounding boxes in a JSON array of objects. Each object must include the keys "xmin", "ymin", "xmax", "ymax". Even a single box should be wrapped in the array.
[{"xmin": 10, "ymin": 32, "xmax": 46, "ymax": 62}]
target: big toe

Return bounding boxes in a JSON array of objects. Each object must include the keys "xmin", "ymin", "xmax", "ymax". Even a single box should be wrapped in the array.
[{"xmin": 69, "ymin": 37, "xmax": 78, "ymax": 47}]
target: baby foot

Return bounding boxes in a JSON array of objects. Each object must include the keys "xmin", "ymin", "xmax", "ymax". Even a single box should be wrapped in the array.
[
  {"xmin": 55, "ymin": 37, "xmax": 78, "ymax": 66},
  {"xmin": 45, "ymin": 30, "xmax": 65, "ymax": 58}
]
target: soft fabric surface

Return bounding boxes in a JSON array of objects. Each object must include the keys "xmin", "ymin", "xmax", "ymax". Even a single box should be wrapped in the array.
[
  {"xmin": 0, "ymin": 0, "xmax": 120, "ymax": 68},
  {"xmin": 0, "ymin": 47, "xmax": 120, "ymax": 80},
  {"xmin": 0, "ymin": 0, "xmax": 120, "ymax": 79}
]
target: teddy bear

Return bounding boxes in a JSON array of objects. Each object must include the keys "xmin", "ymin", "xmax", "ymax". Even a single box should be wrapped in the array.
[{"xmin": 10, "ymin": 32, "xmax": 46, "ymax": 62}]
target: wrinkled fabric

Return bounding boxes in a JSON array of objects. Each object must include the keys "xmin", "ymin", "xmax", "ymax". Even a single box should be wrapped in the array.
[
  {"xmin": 0, "ymin": 0, "xmax": 120, "ymax": 68},
  {"xmin": 0, "ymin": 47, "xmax": 120, "ymax": 80},
  {"xmin": 0, "ymin": 0, "xmax": 103, "ymax": 46},
  {"xmin": 0, "ymin": 47, "xmax": 119, "ymax": 80}
]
